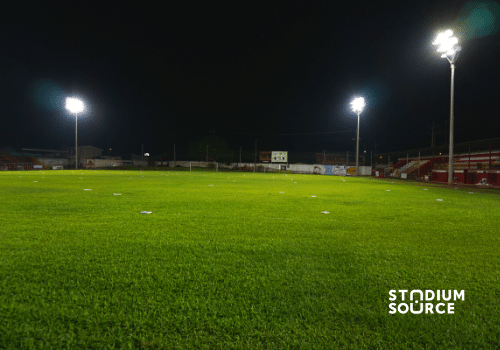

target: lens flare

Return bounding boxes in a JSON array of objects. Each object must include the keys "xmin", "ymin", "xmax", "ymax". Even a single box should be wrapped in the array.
[{"xmin": 455, "ymin": 0, "xmax": 500, "ymax": 41}]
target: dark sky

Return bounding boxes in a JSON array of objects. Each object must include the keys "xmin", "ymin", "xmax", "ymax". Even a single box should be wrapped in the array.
[{"xmin": 1, "ymin": 0, "xmax": 499, "ymax": 156}]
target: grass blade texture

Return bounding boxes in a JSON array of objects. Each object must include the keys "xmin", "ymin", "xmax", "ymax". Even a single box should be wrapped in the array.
[{"xmin": 1, "ymin": 170, "xmax": 499, "ymax": 349}]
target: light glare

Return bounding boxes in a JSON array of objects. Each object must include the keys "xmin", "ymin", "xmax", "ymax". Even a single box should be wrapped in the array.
[
  {"xmin": 350, "ymin": 97, "xmax": 365, "ymax": 114},
  {"xmin": 65, "ymin": 97, "xmax": 84, "ymax": 114},
  {"xmin": 433, "ymin": 30, "xmax": 460, "ymax": 58}
]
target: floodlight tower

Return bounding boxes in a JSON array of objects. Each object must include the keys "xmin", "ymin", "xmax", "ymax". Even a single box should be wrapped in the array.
[
  {"xmin": 65, "ymin": 97, "xmax": 85, "ymax": 169},
  {"xmin": 350, "ymin": 97, "xmax": 365, "ymax": 176},
  {"xmin": 433, "ymin": 29, "xmax": 461, "ymax": 185}
]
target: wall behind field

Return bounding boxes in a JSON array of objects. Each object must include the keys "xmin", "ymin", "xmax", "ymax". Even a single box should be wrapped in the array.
[
  {"xmin": 231, "ymin": 163, "xmax": 372, "ymax": 175},
  {"xmin": 37, "ymin": 157, "xmax": 69, "ymax": 167}
]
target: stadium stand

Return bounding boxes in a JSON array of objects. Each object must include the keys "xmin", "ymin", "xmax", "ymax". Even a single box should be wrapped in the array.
[
  {"xmin": 416, "ymin": 158, "xmax": 443, "ymax": 177},
  {"xmin": 0, "ymin": 154, "xmax": 45, "ymax": 170},
  {"xmin": 386, "ymin": 150, "xmax": 500, "ymax": 185},
  {"xmin": 392, "ymin": 159, "xmax": 408, "ymax": 169},
  {"xmin": 390, "ymin": 151, "xmax": 500, "ymax": 175},
  {"xmin": 453, "ymin": 152, "xmax": 500, "ymax": 170}
]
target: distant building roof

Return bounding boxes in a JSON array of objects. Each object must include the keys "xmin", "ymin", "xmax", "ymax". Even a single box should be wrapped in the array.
[
  {"xmin": 22, "ymin": 148, "xmax": 69, "ymax": 153},
  {"xmin": 67, "ymin": 145, "xmax": 103, "ymax": 151},
  {"xmin": 0, "ymin": 146, "xmax": 16, "ymax": 153}
]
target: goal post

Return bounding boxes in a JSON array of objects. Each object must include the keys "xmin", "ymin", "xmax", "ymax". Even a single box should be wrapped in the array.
[{"xmin": 189, "ymin": 162, "xmax": 218, "ymax": 172}]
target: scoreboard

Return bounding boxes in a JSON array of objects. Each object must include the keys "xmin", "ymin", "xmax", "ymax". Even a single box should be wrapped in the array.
[{"xmin": 271, "ymin": 151, "xmax": 288, "ymax": 163}]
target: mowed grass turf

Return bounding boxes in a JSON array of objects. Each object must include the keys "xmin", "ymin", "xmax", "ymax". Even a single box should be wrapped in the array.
[{"xmin": 1, "ymin": 169, "xmax": 499, "ymax": 349}]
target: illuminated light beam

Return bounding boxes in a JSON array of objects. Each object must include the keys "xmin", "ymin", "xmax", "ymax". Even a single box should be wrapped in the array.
[
  {"xmin": 433, "ymin": 30, "xmax": 460, "ymax": 59},
  {"xmin": 65, "ymin": 97, "xmax": 84, "ymax": 114},
  {"xmin": 350, "ymin": 97, "xmax": 365, "ymax": 114}
]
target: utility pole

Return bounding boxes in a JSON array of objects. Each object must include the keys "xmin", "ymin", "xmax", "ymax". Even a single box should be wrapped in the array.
[
  {"xmin": 75, "ymin": 114, "xmax": 78, "ymax": 169},
  {"xmin": 254, "ymin": 139, "xmax": 257, "ymax": 173},
  {"xmin": 174, "ymin": 144, "xmax": 176, "ymax": 166},
  {"xmin": 428, "ymin": 121, "xmax": 436, "ymax": 148}
]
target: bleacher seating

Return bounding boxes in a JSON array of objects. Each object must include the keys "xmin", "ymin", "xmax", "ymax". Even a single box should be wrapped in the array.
[
  {"xmin": 400, "ymin": 160, "xmax": 418, "ymax": 173},
  {"xmin": 0, "ymin": 154, "xmax": 44, "ymax": 170},
  {"xmin": 389, "ymin": 151, "xmax": 500, "ymax": 179},
  {"xmin": 392, "ymin": 159, "xmax": 408, "ymax": 169},
  {"xmin": 407, "ymin": 160, "xmax": 429, "ymax": 175},
  {"xmin": 417, "ymin": 158, "xmax": 442, "ymax": 176},
  {"xmin": 388, "ymin": 159, "xmax": 408, "ymax": 177},
  {"xmin": 453, "ymin": 152, "xmax": 500, "ymax": 170}
]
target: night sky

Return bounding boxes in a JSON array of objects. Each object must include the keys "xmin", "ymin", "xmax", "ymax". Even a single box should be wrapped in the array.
[{"xmin": 1, "ymin": 0, "xmax": 499, "ymax": 157}]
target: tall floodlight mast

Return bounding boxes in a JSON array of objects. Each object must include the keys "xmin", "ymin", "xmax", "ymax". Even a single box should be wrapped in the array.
[
  {"xmin": 65, "ymin": 97, "xmax": 85, "ymax": 169},
  {"xmin": 433, "ymin": 29, "xmax": 461, "ymax": 185},
  {"xmin": 350, "ymin": 97, "xmax": 365, "ymax": 176}
]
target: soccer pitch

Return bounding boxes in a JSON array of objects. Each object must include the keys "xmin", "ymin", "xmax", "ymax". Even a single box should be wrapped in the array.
[{"xmin": 1, "ymin": 170, "xmax": 499, "ymax": 349}]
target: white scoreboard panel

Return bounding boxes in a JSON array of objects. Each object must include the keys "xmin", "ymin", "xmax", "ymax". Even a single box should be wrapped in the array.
[{"xmin": 271, "ymin": 151, "xmax": 288, "ymax": 163}]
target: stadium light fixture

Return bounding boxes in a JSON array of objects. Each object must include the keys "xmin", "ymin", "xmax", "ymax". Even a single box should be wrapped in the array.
[
  {"xmin": 433, "ymin": 29, "xmax": 461, "ymax": 185},
  {"xmin": 65, "ymin": 97, "xmax": 85, "ymax": 170},
  {"xmin": 350, "ymin": 97, "xmax": 365, "ymax": 176}
]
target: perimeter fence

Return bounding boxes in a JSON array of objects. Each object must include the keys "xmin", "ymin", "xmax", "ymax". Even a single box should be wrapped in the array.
[
  {"xmin": 152, "ymin": 138, "xmax": 500, "ymax": 180},
  {"xmin": 152, "ymin": 148, "xmax": 373, "ymax": 168},
  {"xmin": 0, "ymin": 163, "xmax": 44, "ymax": 171}
]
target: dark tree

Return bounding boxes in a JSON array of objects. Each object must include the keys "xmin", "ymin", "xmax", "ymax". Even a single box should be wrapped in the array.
[{"xmin": 189, "ymin": 137, "xmax": 235, "ymax": 164}]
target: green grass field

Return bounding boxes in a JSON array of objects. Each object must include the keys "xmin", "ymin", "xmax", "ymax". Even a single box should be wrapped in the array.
[{"xmin": 1, "ymin": 169, "xmax": 499, "ymax": 349}]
